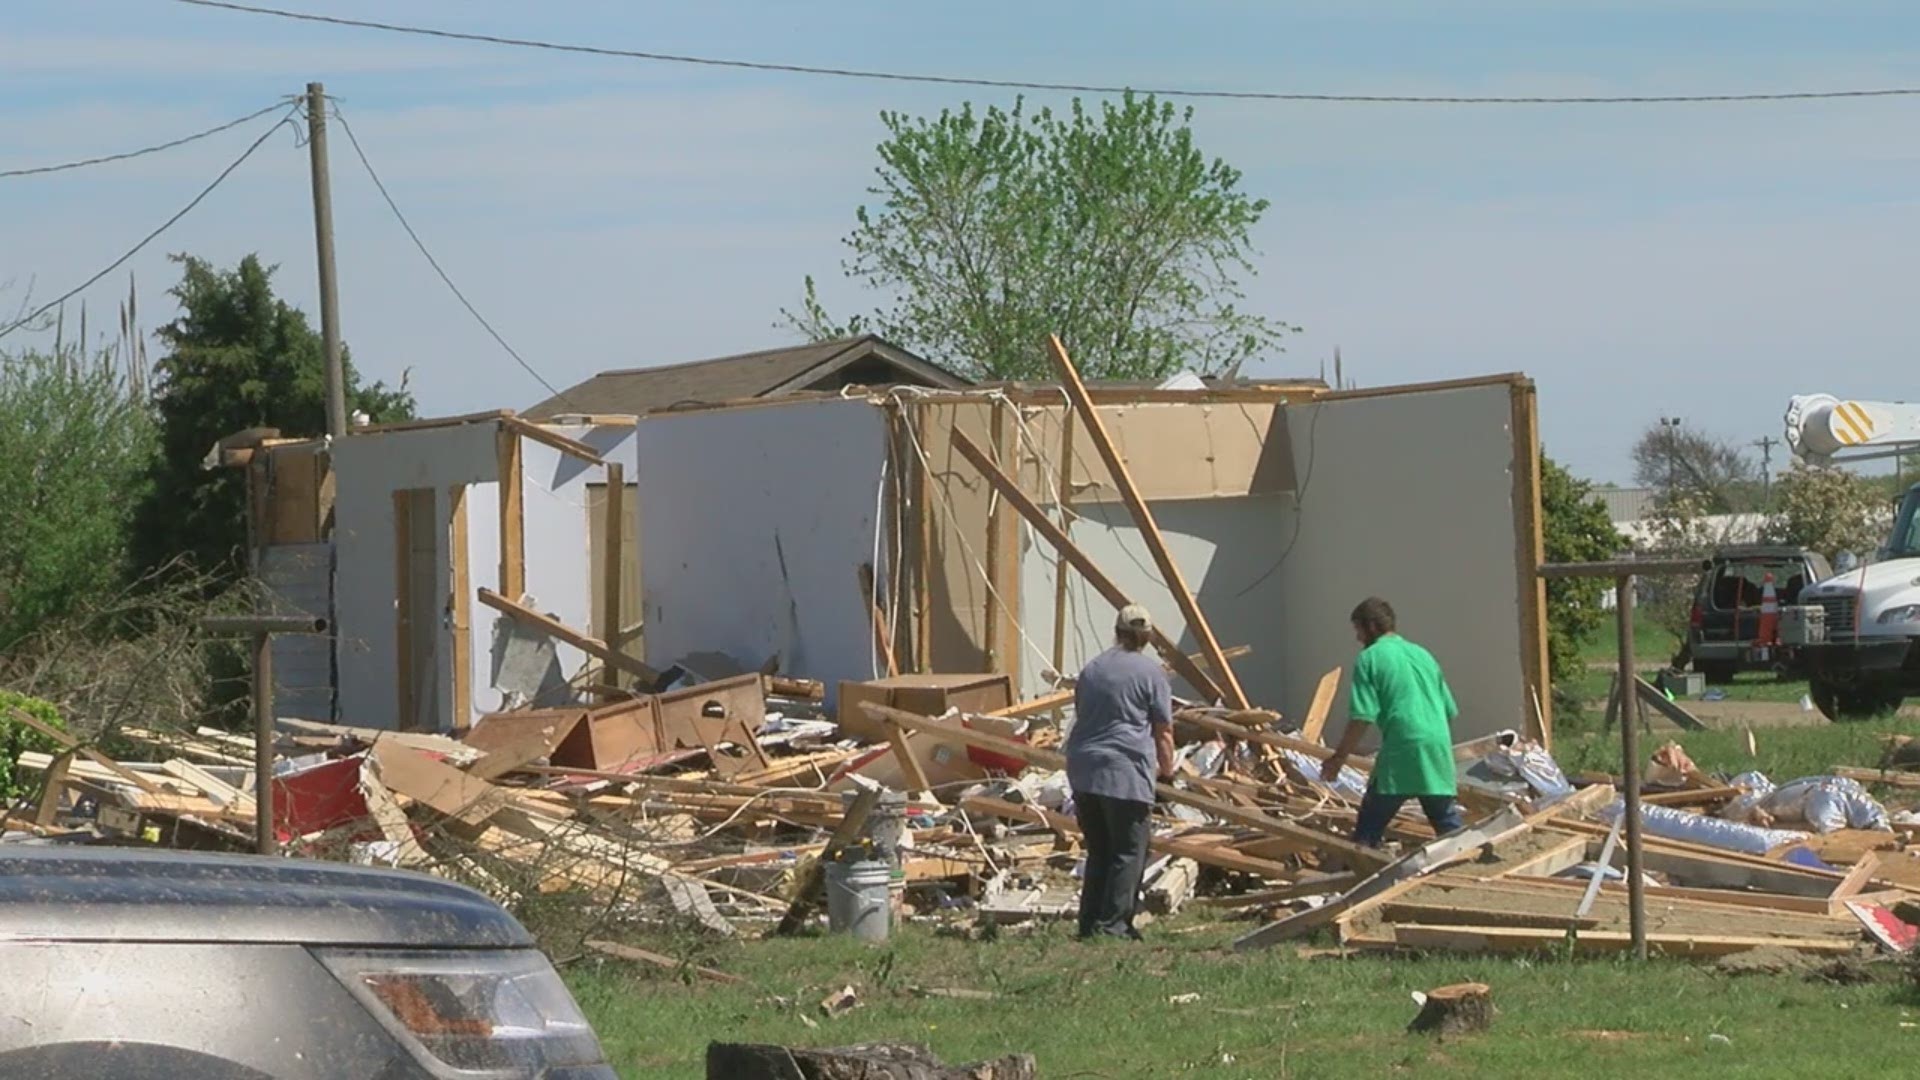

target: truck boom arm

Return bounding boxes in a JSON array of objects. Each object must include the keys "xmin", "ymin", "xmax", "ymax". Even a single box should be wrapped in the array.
[{"xmin": 1785, "ymin": 394, "xmax": 1920, "ymax": 463}]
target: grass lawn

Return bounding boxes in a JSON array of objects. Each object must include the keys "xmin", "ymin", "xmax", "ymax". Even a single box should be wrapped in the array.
[
  {"xmin": 565, "ymin": 718, "xmax": 1920, "ymax": 1079},
  {"xmin": 566, "ymin": 919, "xmax": 1920, "ymax": 1079}
]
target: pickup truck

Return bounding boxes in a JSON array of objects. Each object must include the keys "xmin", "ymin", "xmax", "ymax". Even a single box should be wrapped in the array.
[
  {"xmin": 0, "ymin": 844, "xmax": 615, "ymax": 1079},
  {"xmin": 1682, "ymin": 545, "xmax": 1831, "ymax": 683}
]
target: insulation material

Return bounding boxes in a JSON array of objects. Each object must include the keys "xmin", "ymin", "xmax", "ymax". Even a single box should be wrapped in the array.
[
  {"xmin": 636, "ymin": 399, "xmax": 892, "ymax": 707},
  {"xmin": 1721, "ymin": 772, "xmax": 1891, "ymax": 833},
  {"xmin": 1600, "ymin": 799, "xmax": 1809, "ymax": 856},
  {"xmin": 1480, "ymin": 735, "xmax": 1575, "ymax": 803}
]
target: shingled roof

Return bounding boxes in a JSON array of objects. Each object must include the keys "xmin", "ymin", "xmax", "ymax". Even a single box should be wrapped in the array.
[{"xmin": 523, "ymin": 335, "xmax": 969, "ymax": 419}]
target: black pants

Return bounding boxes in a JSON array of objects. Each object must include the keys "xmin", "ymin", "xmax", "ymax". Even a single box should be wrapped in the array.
[{"xmin": 1074, "ymin": 791, "xmax": 1152, "ymax": 940}]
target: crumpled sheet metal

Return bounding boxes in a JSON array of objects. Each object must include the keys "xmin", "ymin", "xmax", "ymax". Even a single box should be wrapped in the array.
[
  {"xmin": 1602, "ymin": 799, "xmax": 1809, "ymax": 856},
  {"xmin": 1283, "ymin": 749, "xmax": 1368, "ymax": 802},
  {"xmin": 1721, "ymin": 772, "xmax": 1891, "ymax": 833}
]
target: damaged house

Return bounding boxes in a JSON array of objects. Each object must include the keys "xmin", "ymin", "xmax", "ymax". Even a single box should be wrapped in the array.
[{"xmin": 235, "ymin": 343, "xmax": 1550, "ymax": 746}]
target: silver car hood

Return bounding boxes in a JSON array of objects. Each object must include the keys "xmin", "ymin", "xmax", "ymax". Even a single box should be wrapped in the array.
[{"xmin": 0, "ymin": 846, "xmax": 531, "ymax": 948}]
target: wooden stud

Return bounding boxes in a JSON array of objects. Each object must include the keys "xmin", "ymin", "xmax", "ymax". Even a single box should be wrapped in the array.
[
  {"xmin": 1828, "ymin": 852, "xmax": 1883, "ymax": 916},
  {"xmin": 495, "ymin": 425, "xmax": 525, "ymax": 600},
  {"xmin": 600, "ymin": 463, "xmax": 626, "ymax": 688},
  {"xmin": 1510, "ymin": 378, "xmax": 1552, "ymax": 746},
  {"xmin": 948, "ymin": 429, "xmax": 1224, "ymax": 704},
  {"xmin": 1050, "ymin": 408, "xmax": 1078, "ymax": 678},
  {"xmin": 912, "ymin": 403, "xmax": 934, "ymax": 673},
  {"xmin": 889, "ymin": 727, "xmax": 935, "ymax": 796},
  {"xmin": 448, "ymin": 485, "xmax": 472, "ymax": 733},
  {"xmin": 776, "ymin": 786, "xmax": 881, "ymax": 936},
  {"xmin": 393, "ymin": 489, "xmax": 416, "ymax": 731},
  {"xmin": 32, "ymin": 751, "xmax": 73, "ymax": 827},
  {"xmin": 1045, "ymin": 335, "xmax": 1250, "ymax": 709},
  {"xmin": 983, "ymin": 399, "xmax": 1005, "ymax": 672}
]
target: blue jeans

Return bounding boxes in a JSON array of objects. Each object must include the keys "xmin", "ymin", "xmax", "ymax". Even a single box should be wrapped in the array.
[{"xmin": 1353, "ymin": 784, "xmax": 1463, "ymax": 848}]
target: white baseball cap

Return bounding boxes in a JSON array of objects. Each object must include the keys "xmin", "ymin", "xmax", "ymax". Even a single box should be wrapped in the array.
[{"xmin": 1115, "ymin": 604, "xmax": 1153, "ymax": 633}]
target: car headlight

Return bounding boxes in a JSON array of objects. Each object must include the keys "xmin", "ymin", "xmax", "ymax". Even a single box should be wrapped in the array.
[
  {"xmin": 317, "ymin": 949, "xmax": 606, "ymax": 1078},
  {"xmin": 1877, "ymin": 605, "xmax": 1920, "ymax": 625}
]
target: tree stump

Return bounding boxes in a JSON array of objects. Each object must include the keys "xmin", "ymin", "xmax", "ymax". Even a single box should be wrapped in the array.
[
  {"xmin": 706, "ymin": 1041, "xmax": 1038, "ymax": 1080},
  {"xmin": 1406, "ymin": 982, "xmax": 1495, "ymax": 1037}
]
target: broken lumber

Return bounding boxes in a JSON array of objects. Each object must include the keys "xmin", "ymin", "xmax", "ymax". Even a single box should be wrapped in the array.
[
  {"xmin": 586, "ymin": 940, "xmax": 744, "ymax": 985},
  {"xmin": 1298, "ymin": 667, "xmax": 1343, "ymax": 745},
  {"xmin": 1045, "ymin": 334, "xmax": 1250, "ymax": 709},
  {"xmin": 7, "ymin": 708, "xmax": 160, "ymax": 794},
  {"xmin": 865, "ymin": 702, "xmax": 1389, "ymax": 871},
  {"xmin": 1393, "ymin": 924, "xmax": 1855, "ymax": 958}
]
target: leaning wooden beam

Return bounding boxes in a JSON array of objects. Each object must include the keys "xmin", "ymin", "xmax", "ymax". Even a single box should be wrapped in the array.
[
  {"xmin": 7, "ymin": 708, "xmax": 160, "ymax": 795},
  {"xmin": 500, "ymin": 415, "xmax": 608, "ymax": 467},
  {"xmin": 1044, "ymin": 334, "xmax": 1249, "ymax": 709},
  {"xmin": 496, "ymin": 425, "xmax": 526, "ymax": 599},
  {"xmin": 949, "ymin": 429, "xmax": 1224, "ymax": 704},
  {"xmin": 776, "ymin": 787, "xmax": 880, "ymax": 936},
  {"xmin": 863, "ymin": 702, "xmax": 1388, "ymax": 871},
  {"xmin": 477, "ymin": 588, "xmax": 660, "ymax": 684}
]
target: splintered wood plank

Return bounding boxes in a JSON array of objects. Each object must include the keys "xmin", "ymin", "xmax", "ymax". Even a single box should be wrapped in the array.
[
  {"xmin": 1299, "ymin": 667, "xmax": 1343, "ymax": 745},
  {"xmin": 6, "ymin": 708, "xmax": 161, "ymax": 795},
  {"xmin": 1045, "ymin": 334, "xmax": 1249, "ymax": 709},
  {"xmin": 1395, "ymin": 924, "xmax": 1855, "ymax": 958}
]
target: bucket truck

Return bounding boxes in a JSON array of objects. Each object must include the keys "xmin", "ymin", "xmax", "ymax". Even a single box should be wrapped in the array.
[{"xmin": 1781, "ymin": 395, "xmax": 1920, "ymax": 718}]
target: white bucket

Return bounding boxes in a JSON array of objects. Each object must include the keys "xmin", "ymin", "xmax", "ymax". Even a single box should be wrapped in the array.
[{"xmin": 824, "ymin": 858, "xmax": 892, "ymax": 944}]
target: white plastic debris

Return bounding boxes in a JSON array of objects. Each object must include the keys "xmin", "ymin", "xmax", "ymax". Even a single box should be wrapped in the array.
[
  {"xmin": 1482, "ymin": 733, "xmax": 1575, "ymax": 803},
  {"xmin": 1721, "ymin": 772, "xmax": 1890, "ymax": 833}
]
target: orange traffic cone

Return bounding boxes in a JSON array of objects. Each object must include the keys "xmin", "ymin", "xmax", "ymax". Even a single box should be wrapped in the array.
[{"xmin": 1757, "ymin": 572, "xmax": 1780, "ymax": 646}]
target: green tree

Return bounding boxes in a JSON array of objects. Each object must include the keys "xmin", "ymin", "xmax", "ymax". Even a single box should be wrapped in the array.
[
  {"xmin": 1541, "ymin": 456, "xmax": 1625, "ymax": 685},
  {"xmin": 134, "ymin": 254, "xmax": 413, "ymax": 580},
  {"xmin": 1765, "ymin": 462, "xmax": 1892, "ymax": 560},
  {"xmin": 0, "ymin": 345, "xmax": 156, "ymax": 651},
  {"xmin": 788, "ymin": 94, "xmax": 1295, "ymax": 381}
]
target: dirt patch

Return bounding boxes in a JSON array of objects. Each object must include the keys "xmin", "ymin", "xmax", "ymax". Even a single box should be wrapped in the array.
[{"xmin": 1712, "ymin": 945, "xmax": 1820, "ymax": 977}]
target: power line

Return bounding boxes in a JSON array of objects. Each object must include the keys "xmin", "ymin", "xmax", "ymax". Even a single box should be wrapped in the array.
[
  {"xmin": 177, "ymin": 0, "xmax": 1920, "ymax": 106},
  {"xmin": 1, "ymin": 99, "xmax": 294, "ymax": 179},
  {"xmin": 0, "ymin": 105, "xmax": 299, "ymax": 342},
  {"xmin": 328, "ymin": 105, "xmax": 570, "ymax": 402}
]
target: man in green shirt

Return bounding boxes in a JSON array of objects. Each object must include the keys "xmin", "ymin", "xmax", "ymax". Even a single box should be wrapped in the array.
[{"xmin": 1319, "ymin": 597, "xmax": 1462, "ymax": 847}]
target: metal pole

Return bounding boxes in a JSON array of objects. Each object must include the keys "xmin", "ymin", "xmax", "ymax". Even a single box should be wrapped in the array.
[
  {"xmin": 1616, "ymin": 572, "xmax": 1647, "ymax": 960},
  {"xmin": 252, "ymin": 630, "xmax": 276, "ymax": 856},
  {"xmin": 306, "ymin": 81, "xmax": 346, "ymax": 439}
]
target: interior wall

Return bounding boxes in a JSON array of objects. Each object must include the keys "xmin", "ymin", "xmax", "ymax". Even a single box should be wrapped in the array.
[
  {"xmin": 1272, "ymin": 380, "xmax": 1530, "ymax": 745},
  {"xmin": 635, "ymin": 399, "xmax": 890, "ymax": 703},
  {"xmin": 331, "ymin": 422, "xmax": 499, "ymax": 730},
  {"xmin": 1017, "ymin": 496, "xmax": 1289, "ymax": 703}
]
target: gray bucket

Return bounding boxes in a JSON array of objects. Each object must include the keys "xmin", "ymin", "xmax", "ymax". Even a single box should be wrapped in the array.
[{"xmin": 824, "ymin": 858, "xmax": 892, "ymax": 944}]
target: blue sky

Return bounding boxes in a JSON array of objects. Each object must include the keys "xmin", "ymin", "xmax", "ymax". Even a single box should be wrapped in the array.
[{"xmin": 5, "ymin": 1, "xmax": 1920, "ymax": 483}]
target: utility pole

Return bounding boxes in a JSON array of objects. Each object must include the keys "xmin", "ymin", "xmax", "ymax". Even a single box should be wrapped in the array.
[
  {"xmin": 1752, "ymin": 435, "xmax": 1779, "ymax": 507},
  {"xmin": 306, "ymin": 82, "xmax": 346, "ymax": 439},
  {"xmin": 1661, "ymin": 417, "xmax": 1682, "ymax": 502}
]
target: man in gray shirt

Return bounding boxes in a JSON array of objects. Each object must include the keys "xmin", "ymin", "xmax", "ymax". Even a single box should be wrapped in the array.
[{"xmin": 1066, "ymin": 604, "xmax": 1175, "ymax": 940}]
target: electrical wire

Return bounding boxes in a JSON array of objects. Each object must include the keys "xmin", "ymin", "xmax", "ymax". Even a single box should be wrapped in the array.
[
  {"xmin": 0, "ymin": 104, "xmax": 299, "ymax": 342},
  {"xmin": 176, "ymin": 1, "xmax": 1920, "ymax": 106},
  {"xmin": 328, "ymin": 105, "xmax": 572, "ymax": 404},
  {"xmin": 0, "ymin": 99, "xmax": 294, "ymax": 179}
]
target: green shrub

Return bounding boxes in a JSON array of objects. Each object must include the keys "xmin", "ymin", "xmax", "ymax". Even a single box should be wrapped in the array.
[{"xmin": 0, "ymin": 691, "xmax": 67, "ymax": 802}]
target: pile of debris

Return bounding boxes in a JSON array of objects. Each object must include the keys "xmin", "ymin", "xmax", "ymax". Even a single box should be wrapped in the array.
[{"xmin": 10, "ymin": 667, "xmax": 1920, "ymax": 962}]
